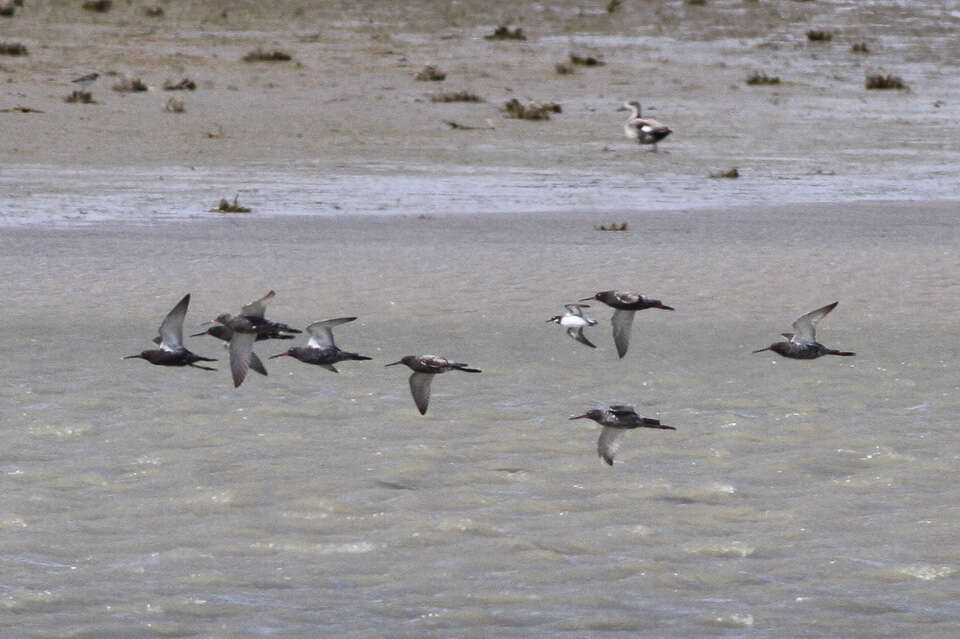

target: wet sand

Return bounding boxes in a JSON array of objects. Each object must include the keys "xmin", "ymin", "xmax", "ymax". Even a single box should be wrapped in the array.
[{"xmin": 2, "ymin": 0, "xmax": 958, "ymax": 178}]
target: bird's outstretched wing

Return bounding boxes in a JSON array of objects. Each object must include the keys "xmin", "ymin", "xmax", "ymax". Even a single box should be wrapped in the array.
[
  {"xmin": 791, "ymin": 301, "xmax": 838, "ymax": 344},
  {"xmin": 568, "ymin": 327, "xmax": 596, "ymax": 348},
  {"xmin": 598, "ymin": 427, "xmax": 626, "ymax": 466},
  {"xmin": 240, "ymin": 290, "xmax": 276, "ymax": 319},
  {"xmin": 229, "ymin": 331, "xmax": 257, "ymax": 387},
  {"xmin": 611, "ymin": 309, "xmax": 636, "ymax": 358},
  {"xmin": 158, "ymin": 294, "xmax": 190, "ymax": 351},
  {"xmin": 306, "ymin": 317, "xmax": 356, "ymax": 349},
  {"xmin": 408, "ymin": 372, "xmax": 434, "ymax": 415}
]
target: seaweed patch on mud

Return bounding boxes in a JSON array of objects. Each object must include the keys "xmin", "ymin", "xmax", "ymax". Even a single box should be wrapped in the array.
[
  {"xmin": 746, "ymin": 71, "xmax": 780, "ymax": 86},
  {"xmin": 0, "ymin": 42, "xmax": 27, "ymax": 56},
  {"xmin": 595, "ymin": 222, "xmax": 628, "ymax": 231},
  {"xmin": 212, "ymin": 196, "xmax": 252, "ymax": 213},
  {"xmin": 82, "ymin": 0, "xmax": 112, "ymax": 12},
  {"xmin": 569, "ymin": 53, "xmax": 605, "ymax": 67},
  {"xmin": 866, "ymin": 74, "xmax": 906, "ymax": 90},
  {"xmin": 429, "ymin": 91, "xmax": 482, "ymax": 103},
  {"xmin": 64, "ymin": 90, "xmax": 96, "ymax": 103},
  {"xmin": 163, "ymin": 78, "xmax": 196, "ymax": 91},
  {"xmin": 806, "ymin": 30, "xmax": 833, "ymax": 42},
  {"xmin": 243, "ymin": 48, "xmax": 292, "ymax": 62},
  {"xmin": 502, "ymin": 99, "xmax": 561, "ymax": 120},
  {"xmin": 414, "ymin": 65, "xmax": 446, "ymax": 81},
  {"xmin": 112, "ymin": 76, "xmax": 148, "ymax": 92},
  {"xmin": 485, "ymin": 26, "xmax": 526, "ymax": 41},
  {"xmin": 710, "ymin": 168, "xmax": 739, "ymax": 178}
]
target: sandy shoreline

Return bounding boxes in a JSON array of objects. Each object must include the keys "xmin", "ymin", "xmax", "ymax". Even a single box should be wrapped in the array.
[{"xmin": 2, "ymin": 0, "xmax": 957, "ymax": 177}]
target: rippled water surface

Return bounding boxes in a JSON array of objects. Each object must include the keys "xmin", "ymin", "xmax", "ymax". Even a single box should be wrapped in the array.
[{"xmin": 3, "ymin": 200, "xmax": 959, "ymax": 637}]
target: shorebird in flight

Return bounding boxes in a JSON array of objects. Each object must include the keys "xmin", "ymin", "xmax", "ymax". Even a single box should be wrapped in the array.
[
  {"xmin": 385, "ymin": 355, "xmax": 481, "ymax": 415},
  {"xmin": 753, "ymin": 301, "xmax": 855, "ymax": 359},
  {"xmin": 548, "ymin": 304, "xmax": 598, "ymax": 349},
  {"xmin": 581, "ymin": 290, "xmax": 674, "ymax": 358},
  {"xmin": 270, "ymin": 317, "xmax": 372, "ymax": 372},
  {"xmin": 210, "ymin": 290, "xmax": 296, "ymax": 386},
  {"xmin": 570, "ymin": 405, "xmax": 676, "ymax": 466},
  {"xmin": 125, "ymin": 294, "xmax": 217, "ymax": 371}
]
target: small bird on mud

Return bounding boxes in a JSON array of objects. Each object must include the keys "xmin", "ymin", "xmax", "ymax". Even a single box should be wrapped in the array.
[
  {"xmin": 548, "ymin": 304, "xmax": 598, "ymax": 349},
  {"xmin": 385, "ymin": 355, "xmax": 481, "ymax": 415},
  {"xmin": 125, "ymin": 294, "xmax": 217, "ymax": 371},
  {"xmin": 753, "ymin": 301, "xmax": 855, "ymax": 359},
  {"xmin": 618, "ymin": 101, "xmax": 671, "ymax": 151},
  {"xmin": 269, "ymin": 317, "xmax": 372, "ymax": 373},
  {"xmin": 570, "ymin": 405, "xmax": 676, "ymax": 466},
  {"xmin": 580, "ymin": 291, "xmax": 674, "ymax": 358},
  {"xmin": 71, "ymin": 72, "xmax": 100, "ymax": 88}
]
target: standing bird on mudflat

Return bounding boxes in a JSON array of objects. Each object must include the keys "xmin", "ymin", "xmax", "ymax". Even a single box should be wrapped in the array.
[
  {"xmin": 269, "ymin": 317, "xmax": 372, "ymax": 372},
  {"xmin": 71, "ymin": 72, "xmax": 100, "ymax": 88},
  {"xmin": 548, "ymin": 304, "xmax": 598, "ymax": 349},
  {"xmin": 618, "ymin": 101, "xmax": 671, "ymax": 151},
  {"xmin": 385, "ymin": 355, "xmax": 481, "ymax": 415},
  {"xmin": 570, "ymin": 405, "xmax": 676, "ymax": 466},
  {"xmin": 125, "ymin": 294, "xmax": 217, "ymax": 371},
  {"xmin": 753, "ymin": 301, "xmax": 855, "ymax": 359},
  {"xmin": 581, "ymin": 290, "xmax": 674, "ymax": 358}
]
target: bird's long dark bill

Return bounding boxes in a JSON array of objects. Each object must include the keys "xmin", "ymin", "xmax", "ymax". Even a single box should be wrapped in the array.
[
  {"xmin": 578, "ymin": 296, "xmax": 598, "ymax": 302},
  {"xmin": 656, "ymin": 304, "xmax": 675, "ymax": 311},
  {"xmin": 648, "ymin": 424, "xmax": 677, "ymax": 430},
  {"xmin": 569, "ymin": 414, "xmax": 589, "ymax": 420},
  {"xmin": 829, "ymin": 351, "xmax": 856, "ymax": 356},
  {"xmin": 123, "ymin": 354, "xmax": 143, "ymax": 359},
  {"xmin": 268, "ymin": 352, "xmax": 290, "ymax": 359},
  {"xmin": 384, "ymin": 361, "xmax": 404, "ymax": 367},
  {"xmin": 752, "ymin": 347, "xmax": 771, "ymax": 353},
  {"xmin": 189, "ymin": 330, "xmax": 209, "ymax": 337}
]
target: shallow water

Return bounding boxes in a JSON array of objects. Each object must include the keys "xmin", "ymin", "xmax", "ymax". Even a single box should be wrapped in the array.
[
  {"xmin": 1, "ymin": 159, "xmax": 957, "ymax": 227},
  {"xmin": 2, "ymin": 200, "xmax": 959, "ymax": 637}
]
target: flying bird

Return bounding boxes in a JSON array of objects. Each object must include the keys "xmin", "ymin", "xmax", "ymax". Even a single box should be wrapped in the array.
[
  {"xmin": 548, "ymin": 304, "xmax": 598, "ymax": 349},
  {"xmin": 753, "ymin": 301, "xmax": 855, "ymax": 359},
  {"xmin": 580, "ymin": 290, "xmax": 674, "ymax": 358},
  {"xmin": 190, "ymin": 324, "xmax": 295, "ymax": 343},
  {"xmin": 570, "ymin": 405, "xmax": 676, "ymax": 466},
  {"xmin": 269, "ymin": 317, "xmax": 372, "ymax": 372},
  {"xmin": 124, "ymin": 294, "xmax": 217, "ymax": 370},
  {"xmin": 210, "ymin": 290, "xmax": 300, "ymax": 387},
  {"xmin": 385, "ymin": 355, "xmax": 481, "ymax": 415}
]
